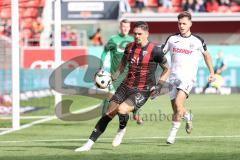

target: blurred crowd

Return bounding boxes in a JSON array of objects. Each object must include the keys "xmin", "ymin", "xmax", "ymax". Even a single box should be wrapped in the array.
[
  {"xmin": 120, "ymin": 0, "xmax": 240, "ymax": 13},
  {"xmin": 0, "ymin": 0, "xmax": 79, "ymax": 47},
  {"xmin": 0, "ymin": 0, "xmax": 240, "ymax": 47},
  {"xmin": 0, "ymin": 0, "xmax": 45, "ymax": 46},
  {"xmin": 61, "ymin": 25, "xmax": 78, "ymax": 46}
]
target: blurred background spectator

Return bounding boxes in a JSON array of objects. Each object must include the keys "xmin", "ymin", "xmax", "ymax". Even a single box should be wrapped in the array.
[
  {"xmin": 120, "ymin": 0, "xmax": 132, "ymax": 14},
  {"xmin": 126, "ymin": 0, "xmax": 240, "ymax": 13},
  {"xmin": 89, "ymin": 28, "xmax": 103, "ymax": 46},
  {"xmin": 0, "ymin": 0, "xmax": 240, "ymax": 48},
  {"xmin": 30, "ymin": 17, "xmax": 44, "ymax": 46},
  {"xmin": 182, "ymin": 0, "xmax": 196, "ymax": 12},
  {"xmin": 195, "ymin": 0, "xmax": 206, "ymax": 12},
  {"xmin": 61, "ymin": 25, "xmax": 78, "ymax": 46},
  {"xmin": 206, "ymin": 0, "xmax": 220, "ymax": 12},
  {"xmin": 32, "ymin": 17, "xmax": 44, "ymax": 37},
  {"xmin": 61, "ymin": 26, "xmax": 69, "ymax": 46},
  {"xmin": 135, "ymin": 0, "xmax": 147, "ymax": 12}
]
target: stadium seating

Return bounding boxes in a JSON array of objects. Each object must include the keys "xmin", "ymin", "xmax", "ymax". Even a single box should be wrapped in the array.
[
  {"xmin": 0, "ymin": 0, "xmax": 46, "ymax": 46},
  {"xmin": 0, "ymin": 8, "xmax": 11, "ymax": 19},
  {"xmin": 147, "ymin": 0, "xmax": 158, "ymax": 7},
  {"xmin": 230, "ymin": 2, "xmax": 240, "ymax": 12},
  {"xmin": 22, "ymin": 7, "xmax": 38, "ymax": 18},
  {"xmin": 19, "ymin": 0, "xmax": 40, "ymax": 8},
  {"xmin": 0, "ymin": 0, "xmax": 239, "ymax": 47},
  {"xmin": 21, "ymin": 28, "xmax": 33, "ymax": 39},
  {"xmin": 0, "ymin": 26, "xmax": 4, "ymax": 35},
  {"xmin": 127, "ymin": 0, "xmax": 240, "ymax": 13},
  {"xmin": 128, "ymin": 0, "xmax": 135, "ymax": 7},
  {"xmin": 20, "ymin": 18, "xmax": 34, "ymax": 29}
]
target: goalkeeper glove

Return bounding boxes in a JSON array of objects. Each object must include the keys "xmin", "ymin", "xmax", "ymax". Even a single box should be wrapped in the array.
[{"xmin": 150, "ymin": 81, "xmax": 164, "ymax": 100}]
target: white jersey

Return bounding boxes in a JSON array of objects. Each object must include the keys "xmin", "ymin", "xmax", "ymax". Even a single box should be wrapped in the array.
[{"xmin": 163, "ymin": 33, "xmax": 207, "ymax": 82}]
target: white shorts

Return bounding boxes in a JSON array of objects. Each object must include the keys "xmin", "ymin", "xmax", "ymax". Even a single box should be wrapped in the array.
[{"xmin": 169, "ymin": 77, "xmax": 194, "ymax": 100}]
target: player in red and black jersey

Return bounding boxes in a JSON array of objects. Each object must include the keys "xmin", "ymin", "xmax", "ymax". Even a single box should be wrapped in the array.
[
  {"xmin": 122, "ymin": 41, "xmax": 167, "ymax": 91},
  {"xmin": 75, "ymin": 21, "xmax": 170, "ymax": 152},
  {"xmin": 111, "ymin": 41, "xmax": 168, "ymax": 111}
]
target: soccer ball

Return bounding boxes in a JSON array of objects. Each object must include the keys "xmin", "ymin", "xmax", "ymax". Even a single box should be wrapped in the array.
[
  {"xmin": 94, "ymin": 70, "xmax": 112, "ymax": 89},
  {"xmin": 211, "ymin": 74, "xmax": 224, "ymax": 89}
]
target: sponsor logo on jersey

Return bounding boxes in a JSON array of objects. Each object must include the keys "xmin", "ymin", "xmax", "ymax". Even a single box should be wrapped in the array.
[
  {"xmin": 117, "ymin": 48, "xmax": 125, "ymax": 53},
  {"xmin": 131, "ymin": 57, "xmax": 139, "ymax": 64},
  {"xmin": 163, "ymin": 49, "xmax": 168, "ymax": 54},
  {"xmin": 173, "ymin": 47, "xmax": 192, "ymax": 55},
  {"xmin": 117, "ymin": 40, "xmax": 132, "ymax": 53},
  {"xmin": 135, "ymin": 93, "xmax": 144, "ymax": 104},
  {"xmin": 142, "ymin": 50, "xmax": 148, "ymax": 56}
]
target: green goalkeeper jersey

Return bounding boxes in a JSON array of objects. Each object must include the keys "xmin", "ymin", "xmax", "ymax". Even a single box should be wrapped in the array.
[
  {"xmin": 100, "ymin": 33, "xmax": 134, "ymax": 89},
  {"xmin": 100, "ymin": 33, "xmax": 134, "ymax": 74}
]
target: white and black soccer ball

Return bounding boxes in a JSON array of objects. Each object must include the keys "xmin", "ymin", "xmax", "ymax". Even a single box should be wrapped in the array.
[{"xmin": 94, "ymin": 70, "xmax": 112, "ymax": 89}]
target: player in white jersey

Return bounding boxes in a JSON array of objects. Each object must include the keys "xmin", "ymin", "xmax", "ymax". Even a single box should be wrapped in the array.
[{"xmin": 162, "ymin": 11, "xmax": 215, "ymax": 144}]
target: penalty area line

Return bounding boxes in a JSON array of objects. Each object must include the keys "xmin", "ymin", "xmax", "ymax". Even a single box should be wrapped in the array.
[
  {"xmin": 1, "ymin": 135, "xmax": 240, "ymax": 143},
  {"xmin": 0, "ymin": 104, "xmax": 101, "ymax": 136}
]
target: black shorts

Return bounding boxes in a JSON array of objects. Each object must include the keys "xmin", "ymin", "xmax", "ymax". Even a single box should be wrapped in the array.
[{"xmin": 110, "ymin": 83, "xmax": 150, "ymax": 112}]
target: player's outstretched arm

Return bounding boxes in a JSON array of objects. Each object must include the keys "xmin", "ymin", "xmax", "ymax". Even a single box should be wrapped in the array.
[
  {"xmin": 159, "ymin": 58, "xmax": 170, "ymax": 83},
  {"xmin": 203, "ymin": 51, "xmax": 215, "ymax": 83},
  {"xmin": 100, "ymin": 39, "xmax": 115, "ymax": 68},
  {"xmin": 100, "ymin": 49, "xmax": 108, "ymax": 68},
  {"xmin": 150, "ymin": 57, "xmax": 170, "ymax": 100}
]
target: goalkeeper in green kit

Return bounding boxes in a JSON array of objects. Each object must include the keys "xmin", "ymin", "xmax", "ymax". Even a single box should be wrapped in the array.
[{"xmin": 100, "ymin": 19, "xmax": 143, "ymax": 124}]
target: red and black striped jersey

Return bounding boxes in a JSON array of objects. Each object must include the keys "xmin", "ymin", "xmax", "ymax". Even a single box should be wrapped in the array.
[{"xmin": 123, "ymin": 42, "xmax": 166, "ymax": 91}]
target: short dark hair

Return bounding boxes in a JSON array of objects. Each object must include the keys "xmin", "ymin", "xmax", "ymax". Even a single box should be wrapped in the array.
[
  {"xmin": 120, "ymin": 19, "xmax": 130, "ymax": 24},
  {"xmin": 177, "ymin": 11, "xmax": 192, "ymax": 20},
  {"xmin": 133, "ymin": 21, "xmax": 149, "ymax": 31}
]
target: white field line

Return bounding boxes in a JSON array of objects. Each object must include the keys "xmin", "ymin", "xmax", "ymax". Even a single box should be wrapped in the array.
[
  {"xmin": 0, "ymin": 128, "xmax": 11, "ymax": 130},
  {"xmin": 0, "ymin": 135, "xmax": 240, "ymax": 143},
  {"xmin": 0, "ymin": 104, "xmax": 101, "ymax": 136},
  {"xmin": 0, "ymin": 116, "xmax": 52, "ymax": 120},
  {"xmin": 0, "ymin": 116, "xmax": 56, "ymax": 136}
]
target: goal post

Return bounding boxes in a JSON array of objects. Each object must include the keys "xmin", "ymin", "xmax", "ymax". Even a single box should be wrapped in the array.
[
  {"xmin": 2, "ymin": 0, "xmax": 62, "ymax": 131},
  {"xmin": 54, "ymin": 0, "xmax": 62, "ymax": 112},
  {"xmin": 11, "ymin": 0, "xmax": 20, "ymax": 130},
  {"xmin": 0, "ymin": 0, "xmax": 89, "ymax": 133}
]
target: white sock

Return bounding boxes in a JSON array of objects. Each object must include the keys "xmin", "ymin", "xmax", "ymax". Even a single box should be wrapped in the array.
[
  {"xmin": 184, "ymin": 111, "xmax": 192, "ymax": 122},
  {"xmin": 169, "ymin": 121, "xmax": 181, "ymax": 137},
  {"xmin": 85, "ymin": 139, "xmax": 94, "ymax": 147}
]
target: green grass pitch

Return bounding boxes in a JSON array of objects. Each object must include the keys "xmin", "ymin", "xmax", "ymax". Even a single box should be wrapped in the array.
[{"xmin": 0, "ymin": 94, "xmax": 240, "ymax": 160}]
